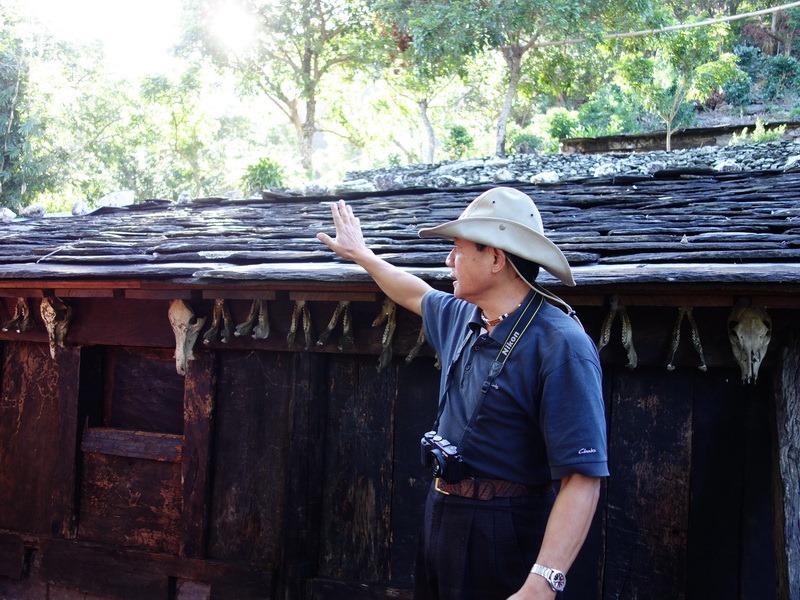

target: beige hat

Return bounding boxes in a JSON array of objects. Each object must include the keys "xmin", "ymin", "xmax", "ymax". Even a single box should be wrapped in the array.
[{"xmin": 418, "ymin": 187, "xmax": 575, "ymax": 286}]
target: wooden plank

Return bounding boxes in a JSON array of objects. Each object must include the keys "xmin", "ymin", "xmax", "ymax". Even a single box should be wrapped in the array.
[
  {"xmin": 0, "ymin": 533, "xmax": 25, "ymax": 580},
  {"xmin": 82, "ymin": 428, "xmax": 182, "ymax": 462},
  {"xmin": 389, "ymin": 357, "xmax": 439, "ymax": 586},
  {"xmin": 740, "ymin": 375, "xmax": 778, "ymax": 599},
  {"xmin": 318, "ymin": 354, "xmax": 394, "ymax": 582},
  {"xmin": 50, "ymin": 346, "xmax": 83, "ymax": 539},
  {"xmin": 0, "ymin": 289, "xmax": 44, "ymax": 298},
  {"xmin": 310, "ymin": 577, "xmax": 413, "ymax": 599},
  {"xmin": 603, "ymin": 367, "xmax": 692, "ymax": 599},
  {"xmin": 289, "ymin": 291, "xmax": 378, "ymax": 302},
  {"xmin": 102, "ymin": 346, "xmax": 185, "ymax": 434},
  {"xmin": 78, "ymin": 453, "xmax": 182, "ymax": 554},
  {"xmin": 125, "ymin": 289, "xmax": 193, "ymax": 300},
  {"xmin": 207, "ymin": 350, "xmax": 292, "ymax": 565},
  {"xmin": 58, "ymin": 298, "xmax": 176, "ymax": 349},
  {"xmin": 274, "ymin": 352, "xmax": 328, "ymax": 599},
  {"xmin": 0, "ymin": 342, "xmax": 60, "ymax": 534},
  {"xmin": 201, "ymin": 289, "xmax": 277, "ymax": 300},
  {"xmin": 180, "ymin": 352, "xmax": 216, "ymax": 558},
  {"xmin": 775, "ymin": 336, "xmax": 800, "ymax": 600},
  {"xmin": 41, "ymin": 538, "xmax": 273, "ymax": 600},
  {"xmin": 53, "ymin": 288, "xmax": 117, "ymax": 298},
  {"xmin": 687, "ymin": 370, "xmax": 747, "ymax": 599}
]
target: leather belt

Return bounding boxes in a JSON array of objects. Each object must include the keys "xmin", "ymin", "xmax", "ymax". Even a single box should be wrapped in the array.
[{"xmin": 434, "ymin": 476, "xmax": 552, "ymax": 501}]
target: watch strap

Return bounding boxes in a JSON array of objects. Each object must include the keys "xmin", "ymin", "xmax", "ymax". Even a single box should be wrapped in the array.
[{"xmin": 530, "ymin": 563, "xmax": 566, "ymax": 592}]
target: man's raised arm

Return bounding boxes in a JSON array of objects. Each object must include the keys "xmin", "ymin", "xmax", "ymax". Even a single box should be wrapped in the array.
[{"xmin": 316, "ymin": 199, "xmax": 433, "ymax": 316}]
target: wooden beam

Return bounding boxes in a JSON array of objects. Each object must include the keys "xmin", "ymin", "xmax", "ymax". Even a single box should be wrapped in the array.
[
  {"xmin": 50, "ymin": 346, "xmax": 83, "ymax": 539},
  {"xmin": 775, "ymin": 335, "xmax": 800, "ymax": 600},
  {"xmin": 82, "ymin": 428, "xmax": 182, "ymax": 463},
  {"xmin": 40, "ymin": 538, "xmax": 273, "ymax": 600},
  {"xmin": 180, "ymin": 352, "xmax": 216, "ymax": 558},
  {"xmin": 0, "ymin": 533, "xmax": 25, "ymax": 580}
]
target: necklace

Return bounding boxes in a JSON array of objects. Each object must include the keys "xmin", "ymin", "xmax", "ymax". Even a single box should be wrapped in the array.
[{"xmin": 480, "ymin": 302, "xmax": 522, "ymax": 327}]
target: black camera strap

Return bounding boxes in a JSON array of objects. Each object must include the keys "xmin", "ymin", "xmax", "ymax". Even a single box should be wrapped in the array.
[{"xmin": 433, "ymin": 292, "xmax": 545, "ymax": 433}]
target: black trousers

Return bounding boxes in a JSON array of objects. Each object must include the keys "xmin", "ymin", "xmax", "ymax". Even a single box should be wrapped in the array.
[{"xmin": 414, "ymin": 484, "xmax": 556, "ymax": 600}]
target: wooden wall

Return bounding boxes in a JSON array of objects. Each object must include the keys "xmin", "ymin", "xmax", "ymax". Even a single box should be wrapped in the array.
[{"xmin": 0, "ymin": 292, "xmax": 794, "ymax": 599}]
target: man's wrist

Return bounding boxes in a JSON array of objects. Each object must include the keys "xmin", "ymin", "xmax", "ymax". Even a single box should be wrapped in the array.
[{"xmin": 530, "ymin": 563, "xmax": 566, "ymax": 592}]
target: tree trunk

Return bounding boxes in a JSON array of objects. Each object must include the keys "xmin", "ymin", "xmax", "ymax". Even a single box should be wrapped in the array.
[
  {"xmin": 495, "ymin": 46, "xmax": 524, "ymax": 157},
  {"xmin": 294, "ymin": 92, "xmax": 317, "ymax": 179},
  {"xmin": 419, "ymin": 98, "xmax": 436, "ymax": 164}
]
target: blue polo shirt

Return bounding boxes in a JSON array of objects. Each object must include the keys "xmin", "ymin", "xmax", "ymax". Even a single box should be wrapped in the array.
[{"xmin": 422, "ymin": 288, "xmax": 609, "ymax": 484}]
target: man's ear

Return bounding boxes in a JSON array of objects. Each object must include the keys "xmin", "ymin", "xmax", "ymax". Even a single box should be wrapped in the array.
[{"xmin": 491, "ymin": 247, "xmax": 508, "ymax": 273}]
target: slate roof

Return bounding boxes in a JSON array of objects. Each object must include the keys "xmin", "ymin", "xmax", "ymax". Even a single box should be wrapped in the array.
[{"xmin": 2, "ymin": 168, "xmax": 800, "ymax": 289}]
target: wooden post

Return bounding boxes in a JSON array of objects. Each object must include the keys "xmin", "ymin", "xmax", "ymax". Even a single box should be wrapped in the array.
[
  {"xmin": 50, "ymin": 345, "xmax": 84, "ymax": 538},
  {"xmin": 180, "ymin": 351, "xmax": 216, "ymax": 558},
  {"xmin": 775, "ymin": 335, "xmax": 800, "ymax": 600}
]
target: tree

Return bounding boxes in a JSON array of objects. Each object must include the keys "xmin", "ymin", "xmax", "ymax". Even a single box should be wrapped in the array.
[
  {"xmin": 0, "ymin": 9, "xmax": 40, "ymax": 209},
  {"xmin": 382, "ymin": 0, "xmax": 664, "ymax": 156},
  {"xmin": 617, "ymin": 20, "xmax": 744, "ymax": 150},
  {"xmin": 182, "ymin": 0, "xmax": 385, "ymax": 178}
]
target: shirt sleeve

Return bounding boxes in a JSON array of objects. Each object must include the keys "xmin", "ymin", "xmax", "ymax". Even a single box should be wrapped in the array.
[{"xmin": 539, "ymin": 335, "xmax": 610, "ymax": 480}]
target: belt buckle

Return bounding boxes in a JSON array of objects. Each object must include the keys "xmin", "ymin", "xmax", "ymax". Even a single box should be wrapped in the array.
[{"xmin": 434, "ymin": 477, "xmax": 451, "ymax": 495}]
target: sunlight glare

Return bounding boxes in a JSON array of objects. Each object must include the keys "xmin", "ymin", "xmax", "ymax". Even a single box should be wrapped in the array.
[{"xmin": 209, "ymin": 3, "xmax": 256, "ymax": 57}]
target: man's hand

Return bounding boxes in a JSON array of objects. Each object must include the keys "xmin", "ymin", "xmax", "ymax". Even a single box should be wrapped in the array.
[
  {"xmin": 506, "ymin": 572, "xmax": 557, "ymax": 600},
  {"xmin": 315, "ymin": 198, "xmax": 431, "ymax": 316},
  {"xmin": 316, "ymin": 199, "xmax": 373, "ymax": 263}
]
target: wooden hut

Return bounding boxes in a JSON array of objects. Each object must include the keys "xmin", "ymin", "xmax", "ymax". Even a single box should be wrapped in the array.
[{"xmin": 0, "ymin": 169, "xmax": 798, "ymax": 600}]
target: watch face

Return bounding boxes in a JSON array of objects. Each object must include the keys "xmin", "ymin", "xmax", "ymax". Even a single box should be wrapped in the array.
[{"xmin": 551, "ymin": 571, "xmax": 566, "ymax": 591}]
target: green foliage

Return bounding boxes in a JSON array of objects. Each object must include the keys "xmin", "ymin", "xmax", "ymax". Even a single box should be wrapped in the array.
[
  {"xmin": 689, "ymin": 53, "xmax": 746, "ymax": 103},
  {"xmin": 508, "ymin": 131, "xmax": 546, "ymax": 154},
  {"xmin": 0, "ymin": 11, "xmax": 39, "ymax": 209},
  {"xmin": 729, "ymin": 117, "xmax": 786, "ymax": 145},
  {"xmin": 241, "ymin": 157, "xmax": 285, "ymax": 192},
  {"xmin": 760, "ymin": 55, "xmax": 800, "ymax": 102},
  {"xmin": 722, "ymin": 72, "xmax": 752, "ymax": 109},
  {"xmin": 576, "ymin": 84, "xmax": 644, "ymax": 137},
  {"xmin": 542, "ymin": 107, "xmax": 579, "ymax": 140},
  {"xmin": 443, "ymin": 125, "xmax": 474, "ymax": 159},
  {"xmin": 732, "ymin": 45, "xmax": 762, "ymax": 80}
]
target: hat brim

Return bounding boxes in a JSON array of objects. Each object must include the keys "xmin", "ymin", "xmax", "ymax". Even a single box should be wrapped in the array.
[{"xmin": 419, "ymin": 217, "xmax": 576, "ymax": 286}]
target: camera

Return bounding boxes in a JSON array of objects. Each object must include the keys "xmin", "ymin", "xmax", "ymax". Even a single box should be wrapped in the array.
[{"xmin": 420, "ymin": 430, "xmax": 466, "ymax": 483}]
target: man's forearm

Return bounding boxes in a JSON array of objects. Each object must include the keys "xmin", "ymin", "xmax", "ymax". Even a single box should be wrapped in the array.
[{"xmin": 510, "ymin": 474, "xmax": 601, "ymax": 599}]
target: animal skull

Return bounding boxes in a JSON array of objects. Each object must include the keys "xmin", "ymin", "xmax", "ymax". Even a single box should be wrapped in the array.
[
  {"xmin": 168, "ymin": 300, "xmax": 206, "ymax": 376},
  {"xmin": 727, "ymin": 301, "xmax": 772, "ymax": 384},
  {"xmin": 40, "ymin": 297, "xmax": 72, "ymax": 359}
]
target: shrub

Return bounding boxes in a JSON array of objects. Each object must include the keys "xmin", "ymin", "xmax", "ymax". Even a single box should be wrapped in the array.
[
  {"xmin": 543, "ymin": 107, "xmax": 579, "ymax": 140},
  {"xmin": 722, "ymin": 72, "xmax": 752, "ymax": 110},
  {"xmin": 729, "ymin": 117, "xmax": 786, "ymax": 145},
  {"xmin": 241, "ymin": 157, "xmax": 285, "ymax": 192},
  {"xmin": 761, "ymin": 55, "xmax": 800, "ymax": 102},
  {"xmin": 443, "ymin": 125, "xmax": 474, "ymax": 159},
  {"xmin": 732, "ymin": 45, "xmax": 762, "ymax": 79},
  {"xmin": 751, "ymin": 118, "xmax": 786, "ymax": 143},
  {"xmin": 576, "ymin": 85, "xmax": 643, "ymax": 137},
  {"xmin": 509, "ymin": 131, "xmax": 546, "ymax": 154}
]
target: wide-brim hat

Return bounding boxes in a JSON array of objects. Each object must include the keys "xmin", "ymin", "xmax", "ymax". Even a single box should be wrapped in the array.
[{"xmin": 418, "ymin": 186, "xmax": 575, "ymax": 286}]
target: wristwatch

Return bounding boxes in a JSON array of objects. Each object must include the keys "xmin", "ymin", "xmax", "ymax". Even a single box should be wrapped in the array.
[{"xmin": 531, "ymin": 563, "xmax": 566, "ymax": 592}]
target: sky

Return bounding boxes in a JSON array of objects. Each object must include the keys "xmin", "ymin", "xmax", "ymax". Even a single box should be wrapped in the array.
[{"xmin": 19, "ymin": 0, "xmax": 185, "ymax": 77}]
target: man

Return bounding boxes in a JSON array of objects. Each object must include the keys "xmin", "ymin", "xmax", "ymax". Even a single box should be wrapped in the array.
[{"xmin": 317, "ymin": 187, "xmax": 608, "ymax": 599}]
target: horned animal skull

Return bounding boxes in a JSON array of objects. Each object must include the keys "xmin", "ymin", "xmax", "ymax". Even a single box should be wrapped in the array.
[
  {"xmin": 168, "ymin": 300, "xmax": 206, "ymax": 376},
  {"xmin": 727, "ymin": 301, "xmax": 772, "ymax": 384},
  {"xmin": 40, "ymin": 296, "xmax": 72, "ymax": 359}
]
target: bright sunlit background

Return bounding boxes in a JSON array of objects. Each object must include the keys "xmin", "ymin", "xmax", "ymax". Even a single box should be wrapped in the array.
[{"xmin": 19, "ymin": 0, "xmax": 185, "ymax": 77}]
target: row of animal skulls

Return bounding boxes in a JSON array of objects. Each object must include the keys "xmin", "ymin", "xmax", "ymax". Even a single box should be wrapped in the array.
[
  {"xmin": 1, "ymin": 294, "xmax": 772, "ymax": 384},
  {"xmin": 171, "ymin": 296, "xmax": 773, "ymax": 383},
  {"xmin": 597, "ymin": 295, "xmax": 772, "ymax": 384}
]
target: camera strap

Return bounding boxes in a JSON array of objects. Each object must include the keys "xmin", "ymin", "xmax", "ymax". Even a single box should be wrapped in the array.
[{"xmin": 433, "ymin": 292, "xmax": 544, "ymax": 432}]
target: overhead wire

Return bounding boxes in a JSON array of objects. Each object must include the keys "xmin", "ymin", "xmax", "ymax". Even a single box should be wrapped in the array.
[{"xmin": 535, "ymin": 1, "xmax": 800, "ymax": 48}]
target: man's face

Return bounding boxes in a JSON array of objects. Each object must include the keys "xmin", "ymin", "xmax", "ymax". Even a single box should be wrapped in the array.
[{"xmin": 445, "ymin": 238, "xmax": 494, "ymax": 302}]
